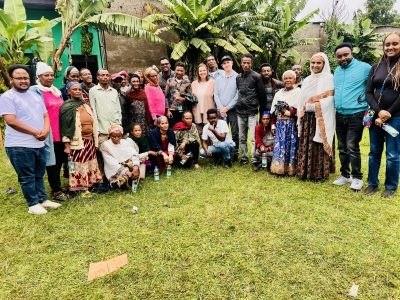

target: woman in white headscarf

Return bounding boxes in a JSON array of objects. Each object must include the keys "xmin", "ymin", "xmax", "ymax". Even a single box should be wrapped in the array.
[{"xmin": 296, "ymin": 52, "xmax": 335, "ymax": 182}]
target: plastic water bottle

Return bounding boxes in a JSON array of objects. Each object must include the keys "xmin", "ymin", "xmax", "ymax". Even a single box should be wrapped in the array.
[
  {"xmin": 261, "ymin": 152, "xmax": 267, "ymax": 168},
  {"xmin": 68, "ymin": 155, "xmax": 75, "ymax": 174},
  {"xmin": 382, "ymin": 123, "xmax": 399, "ymax": 137},
  {"xmin": 180, "ymin": 152, "xmax": 192, "ymax": 165},
  {"xmin": 154, "ymin": 166, "xmax": 160, "ymax": 181},
  {"xmin": 166, "ymin": 164, "xmax": 172, "ymax": 177},
  {"xmin": 131, "ymin": 179, "xmax": 138, "ymax": 193}
]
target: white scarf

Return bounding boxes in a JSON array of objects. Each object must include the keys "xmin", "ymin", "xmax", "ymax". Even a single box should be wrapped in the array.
[
  {"xmin": 35, "ymin": 82, "xmax": 62, "ymax": 97},
  {"xmin": 101, "ymin": 138, "xmax": 140, "ymax": 179},
  {"xmin": 297, "ymin": 52, "xmax": 335, "ymax": 156},
  {"xmin": 271, "ymin": 87, "xmax": 301, "ymax": 113}
]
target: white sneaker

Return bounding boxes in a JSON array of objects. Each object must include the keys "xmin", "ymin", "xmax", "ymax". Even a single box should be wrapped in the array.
[
  {"xmin": 332, "ymin": 176, "xmax": 352, "ymax": 186},
  {"xmin": 28, "ymin": 204, "xmax": 48, "ymax": 215},
  {"xmin": 41, "ymin": 200, "xmax": 62, "ymax": 209},
  {"xmin": 350, "ymin": 178, "xmax": 363, "ymax": 191}
]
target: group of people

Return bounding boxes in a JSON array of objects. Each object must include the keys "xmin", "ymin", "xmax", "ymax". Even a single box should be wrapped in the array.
[{"xmin": 1, "ymin": 32, "xmax": 400, "ymax": 215}]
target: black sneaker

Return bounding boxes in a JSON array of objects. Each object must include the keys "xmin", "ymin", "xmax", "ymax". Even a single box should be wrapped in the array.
[
  {"xmin": 381, "ymin": 189, "xmax": 396, "ymax": 198},
  {"xmin": 224, "ymin": 160, "xmax": 232, "ymax": 168},
  {"xmin": 252, "ymin": 163, "xmax": 260, "ymax": 172},
  {"xmin": 240, "ymin": 159, "xmax": 248, "ymax": 166},
  {"xmin": 363, "ymin": 185, "xmax": 379, "ymax": 196}
]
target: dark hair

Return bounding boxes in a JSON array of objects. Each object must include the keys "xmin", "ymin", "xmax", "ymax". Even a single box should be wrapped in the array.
[
  {"xmin": 259, "ymin": 63, "xmax": 273, "ymax": 71},
  {"xmin": 159, "ymin": 56, "xmax": 170, "ymax": 63},
  {"xmin": 334, "ymin": 42, "xmax": 353, "ymax": 53},
  {"xmin": 79, "ymin": 68, "xmax": 90, "ymax": 74},
  {"xmin": 207, "ymin": 108, "xmax": 218, "ymax": 116},
  {"xmin": 8, "ymin": 64, "xmax": 29, "ymax": 77},
  {"xmin": 96, "ymin": 68, "xmax": 109, "ymax": 76},
  {"xmin": 175, "ymin": 61, "xmax": 185, "ymax": 69},
  {"xmin": 182, "ymin": 111, "xmax": 193, "ymax": 118},
  {"xmin": 130, "ymin": 123, "xmax": 142, "ymax": 131},
  {"xmin": 241, "ymin": 53, "xmax": 254, "ymax": 61},
  {"xmin": 129, "ymin": 74, "xmax": 141, "ymax": 82}
]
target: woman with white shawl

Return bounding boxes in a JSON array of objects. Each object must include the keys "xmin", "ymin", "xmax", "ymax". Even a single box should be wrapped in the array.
[
  {"xmin": 296, "ymin": 52, "xmax": 335, "ymax": 181},
  {"xmin": 270, "ymin": 70, "xmax": 301, "ymax": 175},
  {"xmin": 101, "ymin": 124, "xmax": 141, "ymax": 189}
]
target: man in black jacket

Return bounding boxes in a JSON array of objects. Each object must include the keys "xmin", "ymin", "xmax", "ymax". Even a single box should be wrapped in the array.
[
  {"xmin": 260, "ymin": 63, "xmax": 284, "ymax": 111},
  {"xmin": 236, "ymin": 53, "xmax": 266, "ymax": 167}
]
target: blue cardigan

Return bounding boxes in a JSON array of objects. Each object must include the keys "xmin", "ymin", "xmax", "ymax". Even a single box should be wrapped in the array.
[{"xmin": 150, "ymin": 127, "xmax": 177, "ymax": 151}]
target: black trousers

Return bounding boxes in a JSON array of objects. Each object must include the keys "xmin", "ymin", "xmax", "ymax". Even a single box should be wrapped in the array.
[
  {"xmin": 335, "ymin": 111, "xmax": 364, "ymax": 179},
  {"xmin": 178, "ymin": 141, "xmax": 200, "ymax": 167},
  {"xmin": 46, "ymin": 141, "xmax": 67, "ymax": 193}
]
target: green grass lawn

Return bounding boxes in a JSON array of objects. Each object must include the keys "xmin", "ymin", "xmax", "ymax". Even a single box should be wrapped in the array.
[{"xmin": 0, "ymin": 133, "xmax": 399, "ymax": 299}]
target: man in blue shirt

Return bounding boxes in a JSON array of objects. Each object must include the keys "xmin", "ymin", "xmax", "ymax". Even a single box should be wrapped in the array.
[{"xmin": 333, "ymin": 43, "xmax": 371, "ymax": 191}]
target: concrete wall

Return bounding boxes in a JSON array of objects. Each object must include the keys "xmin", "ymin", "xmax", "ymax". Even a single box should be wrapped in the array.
[{"xmin": 104, "ymin": 0, "xmax": 168, "ymax": 73}]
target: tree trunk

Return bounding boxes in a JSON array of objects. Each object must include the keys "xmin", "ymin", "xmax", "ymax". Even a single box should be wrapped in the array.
[
  {"xmin": 0, "ymin": 56, "xmax": 11, "ymax": 88},
  {"xmin": 52, "ymin": 28, "xmax": 74, "ymax": 72}
]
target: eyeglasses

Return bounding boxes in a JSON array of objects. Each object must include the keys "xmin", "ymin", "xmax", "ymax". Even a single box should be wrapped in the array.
[{"xmin": 12, "ymin": 77, "xmax": 29, "ymax": 81}]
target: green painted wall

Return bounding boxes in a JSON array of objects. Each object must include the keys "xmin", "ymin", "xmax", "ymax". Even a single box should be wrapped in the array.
[{"xmin": 27, "ymin": 9, "xmax": 104, "ymax": 88}]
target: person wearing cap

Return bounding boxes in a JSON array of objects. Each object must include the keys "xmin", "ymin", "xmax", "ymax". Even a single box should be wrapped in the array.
[
  {"xmin": 253, "ymin": 111, "xmax": 275, "ymax": 171},
  {"xmin": 35, "ymin": 62, "xmax": 68, "ymax": 201},
  {"xmin": 214, "ymin": 55, "xmax": 239, "ymax": 160},
  {"xmin": 100, "ymin": 124, "xmax": 140, "ymax": 189},
  {"xmin": 60, "ymin": 81, "xmax": 102, "ymax": 193},
  {"xmin": 118, "ymin": 70, "xmax": 130, "ymax": 94},
  {"xmin": 236, "ymin": 53, "xmax": 266, "ymax": 167},
  {"xmin": 0, "ymin": 64, "xmax": 62, "ymax": 214},
  {"xmin": 80, "ymin": 68, "xmax": 95, "ymax": 106},
  {"xmin": 206, "ymin": 55, "xmax": 223, "ymax": 80},
  {"xmin": 89, "ymin": 68, "xmax": 122, "ymax": 144},
  {"xmin": 60, "ymin": 66, "xmax": 80, "ymax": 100},
  {"xmin": 158, "ymin": 57, "xmax": 175, "ymax": 92}
]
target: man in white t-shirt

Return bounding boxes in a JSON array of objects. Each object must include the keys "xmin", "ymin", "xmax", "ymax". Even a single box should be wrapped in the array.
[
  {"xmin": 0, "ymin": 64, "xmax": 61, "ymax": 215},
  {"xmin": 200, "ymin": 108, "xmax": 235, "ymax": 168}
]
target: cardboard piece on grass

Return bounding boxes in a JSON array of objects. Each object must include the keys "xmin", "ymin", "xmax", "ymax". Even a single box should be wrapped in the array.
[
  {"xmin": 348, "ymin": 284, "xmax": 359, "ymax": 297},
  {"xmin": 87, "ymin": 254, "xmax": 128, "ymax": 281}
]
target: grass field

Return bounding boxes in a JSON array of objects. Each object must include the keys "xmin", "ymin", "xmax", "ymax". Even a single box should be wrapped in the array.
[{"xmin": 0, "ymin": 133, "xmax": 399, "ymax": 299}]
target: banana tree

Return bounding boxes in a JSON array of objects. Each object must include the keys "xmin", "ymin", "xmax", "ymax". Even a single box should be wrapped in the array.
[
  {"xmin": 0, "ymin": 0, "xmax": 56, "ymax": 87},
  {"xmin": 144, "ymin": 0, "xmax": 264, "ymax": 77},
  {"xmin": 247, "ymin": 0, "xmax": 319, "ymax": 75},
  {"xmin": 342, "ymin": 14, "xmax": 383, "ymax": 65},
  {"xmin": 53, "ymin": 0, "xmax": 161, "ymax": 71}
]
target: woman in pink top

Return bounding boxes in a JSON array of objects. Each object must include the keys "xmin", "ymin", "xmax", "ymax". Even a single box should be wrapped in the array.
[
  {"xmin": 36, "ymin": 62, "xmax": 68, "ymax": 201},
  {"xmin": 144, "ymin": 67, "xmax": 166, "ymax": 127},
  {"xmin": 191, "ymin": 63, "xmax": 216, "ymax": 135}
]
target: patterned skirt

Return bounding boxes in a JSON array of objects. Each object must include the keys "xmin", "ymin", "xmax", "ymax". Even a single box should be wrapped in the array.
[
  {"xmin": 297, "ymin": 112, "xmax": 335, "ymax": 181},
  {"xmin": 69, "ymin": 138, "xmax": 102, "ymax": 191},
  {"xmin": 271, "ymin": 118, "xmax": 298, "ymax": 175}
]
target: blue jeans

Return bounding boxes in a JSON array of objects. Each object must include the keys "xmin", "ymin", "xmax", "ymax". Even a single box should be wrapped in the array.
[
  {"xmin": 6, "ymin": 147, "xmax": 48, "ymax": 207},
  {"xmin": 200, "ymin": 142, "xmax": 235, "ymax": 161},
  {"xmin": 368, "ymin": 116, "xmax": 400, "ymax": 191}
]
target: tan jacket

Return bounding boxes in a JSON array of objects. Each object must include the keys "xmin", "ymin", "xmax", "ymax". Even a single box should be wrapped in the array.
[{"xmin": 62, "ymin": 104, "xmax": 99, "ymax": 150}]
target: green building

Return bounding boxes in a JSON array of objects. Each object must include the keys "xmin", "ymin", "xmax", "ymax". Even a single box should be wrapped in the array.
[{"xmin": 1, "ymin": 0, "xmax": 106, "ymax": 88}]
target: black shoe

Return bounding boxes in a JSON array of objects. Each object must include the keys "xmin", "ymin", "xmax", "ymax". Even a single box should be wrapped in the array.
[
  {"xmin": 252, "ymin": 163, "xmax": 260, "ymax": 172},
  {"xmin": 363, "ymin": 185, "xmax": 379, "ymax": 196},
  {"xmin": 232, "ymin": 153, "xmax": 238, "ymax": 162},
  {"xmin": 240, "ymin": 159, "xmax": 248, "ymax": 166},
  {"xmin": 381, "ymin": 189, "xmax": 396, "ymax": 198},
  {"xmin": 224, "ymin": 160, "xmax": 232, "ymax": 168}
]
